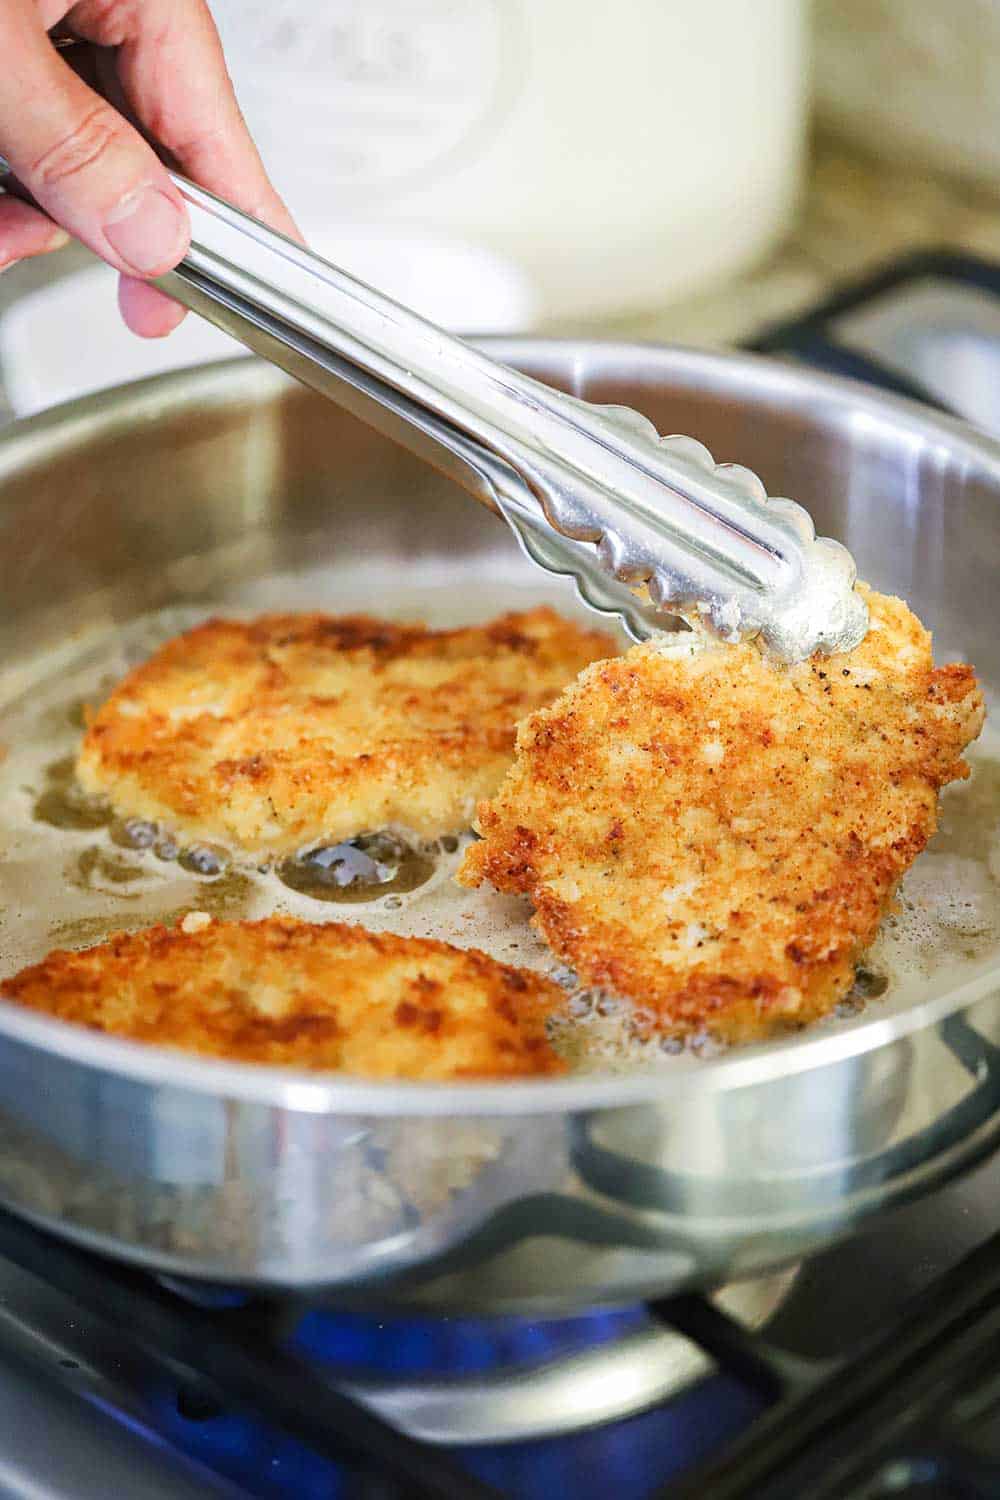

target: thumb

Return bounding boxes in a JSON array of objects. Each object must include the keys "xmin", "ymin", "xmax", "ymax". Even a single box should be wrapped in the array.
[{"xmin": 0, "ymin": 10, "xmax": 189, "ymax": 278}]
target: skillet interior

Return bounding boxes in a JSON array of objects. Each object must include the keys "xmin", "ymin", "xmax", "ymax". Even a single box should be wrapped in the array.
[{"xmin": 0, "ymin": 344, "xmax": 998, "ymax": 1308}]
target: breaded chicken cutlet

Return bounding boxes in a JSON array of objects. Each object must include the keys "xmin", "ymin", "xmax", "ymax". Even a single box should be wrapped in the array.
[
  {"xmin": 77, "ymin": 608, "xmax": 614, "ymax": 858},
  {"xmin": 1, "ymin": 916, "xmax": 566, "ymax": 1079},
  {"xmin": 459, "ymin": 587, "xmax": 985, "ymax": 1043}
]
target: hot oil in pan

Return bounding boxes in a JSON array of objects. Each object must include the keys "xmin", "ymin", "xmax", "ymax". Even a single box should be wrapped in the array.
[
  {"xmin": 1, "ymin": 594, "xmax": 999, "ymax": 1074},
  {"xmin": 32, "ymin": 756, "xmax": 112, "ymax": 831},
  {"xmin": 277, "ymin": 834, "xmax": 437, "ymax": 904}
]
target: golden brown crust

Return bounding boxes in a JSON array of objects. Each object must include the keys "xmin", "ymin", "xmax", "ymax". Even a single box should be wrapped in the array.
[
  {"xmin": 1, "ymin": 917, "xmax": 566, "ymax": 1079},
  {"xmin": 459, "ymin": 587, "xmax": 985, "ymax": 1042},
  {"xmin": 77, "ymin": 608, "xmax": 614, "ymax": 857}
]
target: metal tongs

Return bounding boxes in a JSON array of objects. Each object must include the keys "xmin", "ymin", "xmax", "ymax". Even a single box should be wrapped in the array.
[
  {"xmin": 0, "ymin": 53, "xmax": 867, "ymax": 661},
  {"xmin": 154, "ymin": 180, "xmax": 868, "ymax": 660}
]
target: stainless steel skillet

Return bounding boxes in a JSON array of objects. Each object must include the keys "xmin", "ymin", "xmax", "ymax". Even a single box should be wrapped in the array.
[{"xmin": 0, "ymin": 343, "xmax": 999, "ymax": 1312}]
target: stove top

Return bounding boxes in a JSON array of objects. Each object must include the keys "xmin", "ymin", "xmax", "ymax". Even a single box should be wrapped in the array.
[
  {"xmin": 3, "ymin": 252, "xmax": 1000, "ymax": 1499},
  {"xmin": 749, "ymin": 249, "xmax": 1000, "ymax": 434},
  {"xmin": 3, "ymin": 1144, "xmax": 1000, "ymax": 1500}
]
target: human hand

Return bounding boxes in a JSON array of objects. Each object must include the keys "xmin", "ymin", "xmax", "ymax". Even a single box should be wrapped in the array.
[{"xmin": 0, "ymin": 1, "xmax": 299, "ymax": 337}]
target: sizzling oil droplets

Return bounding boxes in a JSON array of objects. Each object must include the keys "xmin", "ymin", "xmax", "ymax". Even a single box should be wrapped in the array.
[
  {"xmin": 277, "ymin": 834, "xmax": 437, "ymax": 904},
  {"xmin": 36, "ymin": 763, "xmax": 440, "ymax": 907}
]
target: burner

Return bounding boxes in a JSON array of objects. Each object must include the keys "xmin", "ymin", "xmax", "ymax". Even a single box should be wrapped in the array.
[
  {"xmin": 0, "ymin": 1205, "xmax": 787, "ymax": 1499},
  {"xmin": 0, "ymin": 1239, "xmax": 794, "ymax": 1444}
]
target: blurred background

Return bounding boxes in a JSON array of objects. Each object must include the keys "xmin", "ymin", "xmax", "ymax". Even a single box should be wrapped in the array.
[{"xmin": 4, "ymin": 0, "xmax": 1000, "ymax": 418}]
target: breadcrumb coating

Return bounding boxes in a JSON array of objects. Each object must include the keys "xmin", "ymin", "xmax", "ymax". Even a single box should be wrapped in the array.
[
  {"xmin": 1, "ymin": 917, "xmax": 566, "ymax": 1079},
  {"xmin": 77, "ymin": 609, "xmax": 614, "ymax": 857},
  {"xmin": 459, "ymin": 587, "xmax": 984, "ymax": 1042}
]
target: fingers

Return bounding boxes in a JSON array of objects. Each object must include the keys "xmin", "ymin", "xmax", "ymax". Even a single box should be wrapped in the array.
[
  {"xmin": 2, "ymin": 0, "xmax": 296, "ymax": 341},
  {"xmin": 66, "ymin": 0, "xmax": 300, "ymax": 336},
  {"xmin": 117, "ymin": 274, "xmax": 187, "ymax": 338},
  {"xmin": 0, "ymin": 1, "xmax": 190, "ymax": 279},
  {"xmin": 68, "ymin": 0, "xmax": 301, "ymax": 240},
  {"xmin": 0, "ymin": 194, "xmax": 70, "ymax": 269}
]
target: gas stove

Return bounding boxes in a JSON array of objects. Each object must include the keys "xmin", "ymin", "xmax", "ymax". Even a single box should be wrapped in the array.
[
  {"xmin": 3, "ymin": 254, "xmax": 1000, "ymax": 1499},
  {"xmin": 3, "ymin": 1148, "xmax": 1000, "ymax": 1500}
]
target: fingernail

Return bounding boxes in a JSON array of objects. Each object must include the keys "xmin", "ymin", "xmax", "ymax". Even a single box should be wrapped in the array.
[
  {"xmin": 104, "ymin": 187, "xmax": 186, "ymax": 276},
  {"xmin": 0, "ymin": 227, "xmax": 68, "ymax": 272}
]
